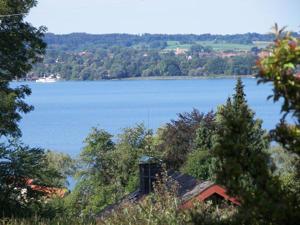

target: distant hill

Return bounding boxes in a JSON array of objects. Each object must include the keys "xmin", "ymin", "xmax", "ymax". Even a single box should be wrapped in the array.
[
  {"xmin": 28, "ymin": 32, "xmax": 299, "ymax": 80},
  {"xmin": 44, "ymin": 32, "xmax": 279, "ymax": 49}
]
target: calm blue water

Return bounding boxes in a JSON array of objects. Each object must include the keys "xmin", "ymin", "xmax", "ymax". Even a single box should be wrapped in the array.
[{"xmin": 14, "ymin": 79, "xmax": 281, "ymax": 156}]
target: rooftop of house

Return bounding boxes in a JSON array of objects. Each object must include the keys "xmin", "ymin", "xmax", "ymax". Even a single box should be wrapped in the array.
[
  {"xmin": 26, "ymin": 179, "xmax": 67, "ymax": 198},
  {"xmin": 98, "ymin": 170, "xmax": 239, "ymax": 219}
]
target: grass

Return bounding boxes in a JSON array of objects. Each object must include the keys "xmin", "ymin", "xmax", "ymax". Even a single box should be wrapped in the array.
[
  {"xmin": 197, "ymin": 41, "xmax": 252, "ymax": 51},
  {"xmin": 253, "ymin": 41, "xmax": 272, "ymax": 48},
  {"xmin": 165, "ymin": 40, "xmax": 272, "ymax": 52},
  {"xmin": 165, "ymin": 41, "xmax": 192, "ymax": 50}
]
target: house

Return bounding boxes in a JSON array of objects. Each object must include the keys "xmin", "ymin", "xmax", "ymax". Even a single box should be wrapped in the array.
[
  {"xmin": 26, "ymin": 179, "xmax": 67, "ymax": 198},
  {"xmin": 175, "ymin": 48, "xmax": 188, "ymax": 55},
  {"xmin": 98, "ymin": 156, "xmax": 239, "ymax": 218}
]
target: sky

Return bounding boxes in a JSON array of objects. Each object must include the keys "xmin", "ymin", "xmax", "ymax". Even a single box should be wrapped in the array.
[{"xmin": 26, "ymin": 0, "xmax": 300, "ymax": 35}]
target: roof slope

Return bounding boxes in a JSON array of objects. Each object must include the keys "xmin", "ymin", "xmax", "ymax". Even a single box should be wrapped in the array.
[{"xmin": 98, "ymin": 171, "xmax": 239, "ymax": 218}]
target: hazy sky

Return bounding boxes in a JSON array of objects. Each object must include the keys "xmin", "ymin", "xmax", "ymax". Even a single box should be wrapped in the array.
[{"xmin": 26, "ymin": 0, "xmax": 300, "ymax": 34}]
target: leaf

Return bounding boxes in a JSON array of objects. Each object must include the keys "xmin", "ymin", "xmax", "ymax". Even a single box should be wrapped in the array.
[{"xmin": 283, "ymin": 63, "xmax": 295, "ymax": 69}]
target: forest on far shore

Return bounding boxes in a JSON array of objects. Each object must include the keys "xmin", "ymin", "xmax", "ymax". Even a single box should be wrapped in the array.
[{"xmin": 28, "ymin": 32, "xmax": 299, "ymax": 80}]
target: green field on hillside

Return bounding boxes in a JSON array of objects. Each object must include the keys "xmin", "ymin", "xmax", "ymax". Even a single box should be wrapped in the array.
[
  {"xmin": 166, "ymin": 41, "xmax": 192, "ymax": 50},
  {"xmin": 165, "ymin": 40, "xmax": 271, "ymax": 52}
]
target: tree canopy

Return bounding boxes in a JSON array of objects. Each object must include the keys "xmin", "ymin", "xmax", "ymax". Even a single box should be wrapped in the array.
[{"xmin": 0, "ymin": 0, "xmax": 46, "ymax": 138}]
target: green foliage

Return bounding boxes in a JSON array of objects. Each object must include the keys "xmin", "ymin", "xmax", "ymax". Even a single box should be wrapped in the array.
[
  {"xmin": 256, "ymin": 26, "xmax": 300, "ymax": 223},
  {"xmin": 182, "ymin": 149, "xmax": 215, "ymax": 180},
  {"xmin": 45, "ymin": 151, "xmax": 76, "ymax": 187},
  {"xmin": 182, "ymin": 114, "xmax": 217, "ymax": 180},
  {"xmin": 99, "ymin": 172, "xmax": 185, "ymax": 225},
  {"xmin": 0, "ymin": 140, "xmax": 64, "ymax": 217},
  {"xmin": 29, "ymin": 33, "xmax": 270, "ymax": 80},
  {"xmin": 205, "ymin": 57, "xmax": 227, "ymax": 74},
  {"xmin": 0, "ymin": 0, "xmax": 70, "ymax": 221},
  {"xmin": 66, "ymin": 128, "xmax": 117, "ymax": 218},
  {"xmin": 213, "ymin": 78, "xmax": 270, "ymax": 196},
  {"xmin": 212, "ymin": 78, "xmax": 288, "ymax": 223},
  {"xmin": 195, "ymin": 113, "xmax": 216, "ymax": 150},
  {"xmin": 66, "ymin": 124, "xmax": 157, "ymax": 218},
  {"xmin": 268, "ymin": 146, "xmax": 298, "ymax": 176},
  {"xmin": 99, "ymin": 172, "xmax": 235, "ymax": 225},
  {"xmin": 0, "ymin": 84, "xmax": 33, "ymax": 138},
  {"xmin": 257, "ymin": 24, "xmax": 300, "ymax": 154},
  {"xmin": 155, "ymin": 109, "xmax": 211, "ymax": 169},
  {"xmin": 0, "ymin": 0, "xmax": 46, "ymax": 138}
]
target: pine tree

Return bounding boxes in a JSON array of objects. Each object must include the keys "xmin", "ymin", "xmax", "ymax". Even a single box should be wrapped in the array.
[
  {"xmin": 212, "ymin": 78, "xmax": 290, "ymax": 223},
  {"xmin": 213, "ymin": 79, "xmax": 270, "ymax": 191}
]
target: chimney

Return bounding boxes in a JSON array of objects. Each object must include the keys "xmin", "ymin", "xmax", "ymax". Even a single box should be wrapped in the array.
[{"xmin": 139, "ymin": 156, "xmax": 162, "ymax": 195}]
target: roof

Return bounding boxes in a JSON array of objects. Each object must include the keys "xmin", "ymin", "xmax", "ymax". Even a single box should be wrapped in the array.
[
  {"xmin": 98, "ymin": 171, "xmax": 238, "ymax": 219},
  {"xmin": 168, "ymin": 170, "xmax": 213, "ymax": 197},
  {"xmin": 26, "ymin": 179, "xmax": 67, "ymax": 198}
]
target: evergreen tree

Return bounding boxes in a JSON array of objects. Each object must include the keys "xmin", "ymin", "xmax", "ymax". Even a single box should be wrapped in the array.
[
  {"xmin": 212, "ymin": 78, "xmax": 288, "ymax": 223},
  {"xmin": 183, "ymin": 112, "xmax": 217, "ymax": 180}
]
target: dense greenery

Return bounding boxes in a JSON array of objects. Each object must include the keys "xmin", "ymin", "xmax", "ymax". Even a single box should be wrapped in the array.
[
  {"xmin": 155, "ymin": 110, "xmax": 214, "ymax": 169},
  {"xmin": 28, "ymin": 32, "xmax": 300, "ymax": 80},
  {"xmin": 0, "ymin": 0, "xmax": 68, "ymax": 218},
  {"xmin": 257, "ymin": 25, "xmax": 300, "ymax": 223},
  {"xmin": 0, "ymin": 0, "xmax": 45, "ymax": 138},
  {"xmin": 26, "ymin": 30, "xmax": 295, "ymax": 81},
  {"xmin": 31, "ymin": 44, "xmax": 258, "ymax": 80},
  {"xmin": 44, "ymin": 32, "xmax": 279, "ymax": 47},
  {"xmin": 1, "ymin": 1, "xmax": 299, "ymax": 222},
  {"xmin": 257, "ymin": 24, "xmax": 300, "ymax": 154}
]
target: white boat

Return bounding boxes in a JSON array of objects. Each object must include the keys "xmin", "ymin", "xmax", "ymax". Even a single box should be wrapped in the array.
[{"xmin": 36, "ymin": 74, "xmax": 60, "ymax": 83}]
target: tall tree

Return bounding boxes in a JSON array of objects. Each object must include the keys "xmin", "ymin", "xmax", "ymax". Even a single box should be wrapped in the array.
[
  {"xmin": 67, "ymin": 124, "xmax": 155, "ymax": 218},
  {"xmin": 0, "ymin": 1, "xmax": 63, "ymax": 218},
  {"xmin": 0, "ymin": 0, "xmax": 46, "ymax": 138},
  {"xmin": 212, "ymin": 78, "xmax": 288, "ymax": 223}
]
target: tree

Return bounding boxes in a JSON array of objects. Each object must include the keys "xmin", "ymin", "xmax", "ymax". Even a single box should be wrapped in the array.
[
  {"xmin": 66, "ymin": 128, "xmax": 117, "ymax": 218},
  {"xmin": 256, "ymin": 25, "xmax": 300, "ymax": 224},
  {"xmin": 257, "ymin": 24, "xmax": 300, "ymax": 155},
  {"xmin": 45, "ymin": 151, "xmax": 76, "ymax": 187},
  {"xmin": 194, "ymin": 113, "xmax": 216, "ymax": 150},
  {"xmin": 0, "ymin": 0, "xmax": 46, "ymax": 138},
  {"xmin": 212, "ymin": 78, "xmax": 287, "ymax": 223},
  {"xmin": 205, "ymin": 57, "xmax": 227, "ymax": 75},
  {"xmin": 67, "ymin": 124, "xmax": 155, "ymax": 218},
  {"xmin": 182, "ymin": 149, "xmax": 215, "ymax": 180},
  {"xmin": 0, "ymin": 0, "xmax": 61, "ymax": 218},
  {"xmin": 0, "ymin": 140, "xmax": 63, "ymax": 217},
  {"xmin": 182, "ymin": 112, "xmax": 217, "ymax": 180},
  {"xmin": 156, "ymin": 109, "xmax": 211, "ymax": 170}
]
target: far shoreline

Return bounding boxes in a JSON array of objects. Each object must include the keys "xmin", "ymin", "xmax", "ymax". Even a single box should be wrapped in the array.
[
  {"xmin": 116, "ymin": 74, "xmax": 255, "ymax": 81},
  {"xmin": 18, "ymin": 75, "xmax": 256, "ymax": 82}
]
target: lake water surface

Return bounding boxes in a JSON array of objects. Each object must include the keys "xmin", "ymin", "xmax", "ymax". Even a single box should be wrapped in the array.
[{"xmin": 16, "ymin": 78, "xmax": 282, "ymax": 156}]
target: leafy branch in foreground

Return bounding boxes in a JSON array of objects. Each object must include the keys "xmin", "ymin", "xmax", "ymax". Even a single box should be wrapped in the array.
[{"xmin": 257, "ymin": 23, "xmax": 300, "ymax": 153}]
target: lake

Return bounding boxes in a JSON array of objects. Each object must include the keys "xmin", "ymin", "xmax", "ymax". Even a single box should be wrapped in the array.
[{"xmin": 15, "ymin": 78, "xmax": 282, "ymax": 156}]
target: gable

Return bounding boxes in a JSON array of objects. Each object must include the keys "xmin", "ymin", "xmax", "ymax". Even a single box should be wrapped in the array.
[{"xmin": 181, "ymin": 184, "xmax": 240, "ymax": 208}]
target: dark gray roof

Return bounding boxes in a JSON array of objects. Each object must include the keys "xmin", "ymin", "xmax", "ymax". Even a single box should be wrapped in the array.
[
  {"xmin": 168, "ymin": 170, "xmax": 214, "ymax": 200},
  {"xmin": 98, "ymin": 171, "xmax": 214, "ymax": 219}
]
